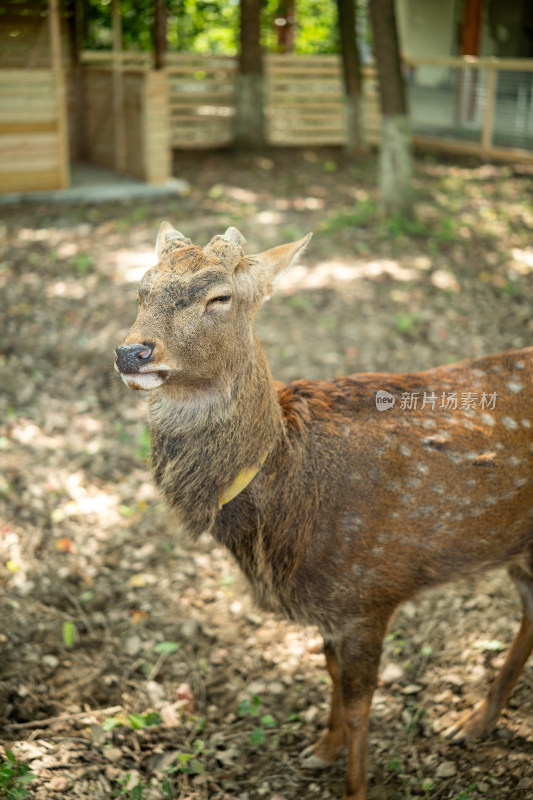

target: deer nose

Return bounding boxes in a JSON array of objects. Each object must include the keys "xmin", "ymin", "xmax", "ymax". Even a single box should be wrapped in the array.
[{"xmin": 115, "ymin": 343, "xmax": 154, "ymax": 374}]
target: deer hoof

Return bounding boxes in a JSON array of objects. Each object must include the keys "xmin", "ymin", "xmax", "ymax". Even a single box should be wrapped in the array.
[
  {"xmin": 443, "ymin": 704, "xmax": 495, "ymax": 743},
  {"xmin": 300, "ymin": 739, "xmax": 345, "ymax": 769}
]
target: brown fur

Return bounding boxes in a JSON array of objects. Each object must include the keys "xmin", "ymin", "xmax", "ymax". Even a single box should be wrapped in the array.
[{"xmin": 115, "ymin": 225, "xmax": 533, "ymax": 800}]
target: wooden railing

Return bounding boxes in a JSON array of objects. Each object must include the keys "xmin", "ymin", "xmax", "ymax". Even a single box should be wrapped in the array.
[{"xmin": 78, "ymin": 52, "xmax": 533, "ymax": 161}]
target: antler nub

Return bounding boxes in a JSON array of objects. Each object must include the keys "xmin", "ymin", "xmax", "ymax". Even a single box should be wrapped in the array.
[
  {"xmin": 156, "ymin": 221, "xmax": 191, "ymax": 260},
  {"xmin": 221, "ymin": 227, "xmax": 246, "ymax": 250}
]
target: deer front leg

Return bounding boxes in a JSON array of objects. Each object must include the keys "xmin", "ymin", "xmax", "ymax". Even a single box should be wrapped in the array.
[
  {"xmin": 302, "ymin": 622, "xmax": 387, "ymax": 800},
  {"xmin": 340, "ymin": 630, "xmax": 385, "ymax": 800},
  {"xmin": 301, "ymin": 640, "xmax": 346, "ymax": 767}
]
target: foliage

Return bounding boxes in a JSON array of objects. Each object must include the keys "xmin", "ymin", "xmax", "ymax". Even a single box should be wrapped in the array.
[
  {"xmin": 81, "ymin": 0, "xmax": 353, "ymax": 55},
  {"xmin": 0, "ymin": 751, "xmax": 35, "ymax": 800},
  {"xmin": 102, "ymin": 711, "xmax": 162, "ymax": 731},
  {"xmin": 237, "ymin": 694, "xmax": 278, "ymax": 746}
]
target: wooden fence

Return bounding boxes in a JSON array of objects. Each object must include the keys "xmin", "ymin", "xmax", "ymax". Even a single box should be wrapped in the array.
[
  {"xmin": 82, "ymin": 66, "xmax": 170, "ymax": 183},
  {"xmin": 79, "ymin": 52, "xmax": 533, "ymax": 162},
  {"xmin": 0, "ymin": 70, "xmax": 68, "ymax": 192},
  {"xmin": 163, "ymin": 53, "xmax": 380, "ymax": 148}
]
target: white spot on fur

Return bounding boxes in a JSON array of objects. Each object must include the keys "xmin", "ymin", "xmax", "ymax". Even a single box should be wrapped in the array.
[
  {"xmin": 515, "ymin": 361, "xmax": 525, "ymax": 369},
  {"xmin": 521, "ymin": 419, "xmax": 531, "ymax": 429},
  {"xmin": 508, "ymin": 381, "xmax": 523, "ymax": 393},
  {"xmin": 448, "ymin": 452, "xmax": 463, "ymax": 464},
  {"xmin": 417, "ymin": 462, "xmax": 429, "ymax": 475},
  {"xmin": 481, "ymin": 412, "xmax": 495, "ymax": 426},
  {"xmin": 502, "ymin": 416, "xmax": 519, "ymax": 431}
]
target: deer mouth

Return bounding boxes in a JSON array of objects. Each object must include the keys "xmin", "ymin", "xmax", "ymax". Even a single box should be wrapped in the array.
[{"xmin": 115, "ymin": 364, "xmax": 170, "ymax": 391}]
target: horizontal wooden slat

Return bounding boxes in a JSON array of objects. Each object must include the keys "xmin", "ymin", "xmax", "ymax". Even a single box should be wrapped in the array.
[
  {"xmin": 0, "ymin": 121, "xmax": 57, "ymax": 134},
  {"xmin": 0, "ymin": 170, "xmax": 62, "ymax": 192}
]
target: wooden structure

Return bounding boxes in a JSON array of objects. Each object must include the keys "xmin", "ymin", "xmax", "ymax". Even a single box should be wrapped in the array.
[
  {"xmin": 0, "ymin": 0, "xmax": 69, "ymax": 192},
  {"xmin": 0, "ymin": 0, "xmax": 171, "ymax": 194},
  {"xmin": 2, "ymin": 0, "xmax": 533, "ymax": 195}
]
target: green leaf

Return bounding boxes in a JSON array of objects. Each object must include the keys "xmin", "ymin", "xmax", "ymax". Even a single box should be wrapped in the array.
[
  {"xmin": 118, "ymin": 504, "xmax": 136, "ymax": 517},
  {"xmin": 250, "ymin": 727, "xmax": 265, "ymax": 746},
  {"xmin": 140, "ymin": 662, "xmax": 155, "ymax": 678},
  {"xmin": 142, "ymin": 711, "xmax": 162, "ymax": 727},
  {"xmin": 188, "ymin": 758, "xmax": 204, "ymax": 774},
  {"xmin": 237, "ymin": 699, "xmax": 251, "ymax": 717},
  {"xmin": 473, "ymin": 639, "xmax": 504, "ymax": 652},
  {"xmin": 102, "ymin": 717, "xmax": 121, "ymax": 732},
  {"xmin": 62, "ymin": 621, "xmax": 76, "ymax": 649},
  {"xmin": 260, "ymin": 714, "xmax": 276, "ymax": 728},
  {"xmin": 153, "ymin": 641, "xmax": 181, "ymax": 655}
]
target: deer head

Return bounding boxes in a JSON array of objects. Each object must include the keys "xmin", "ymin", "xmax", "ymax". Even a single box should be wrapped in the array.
[{"xmin": 114, "ymin": 224, "xmax": 312, "ymax": 392}]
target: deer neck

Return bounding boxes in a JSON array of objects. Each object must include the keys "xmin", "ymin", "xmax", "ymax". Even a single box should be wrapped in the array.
[{"xmin": 148, "ymin": 336, "xmax": 283, "ymax": 537}]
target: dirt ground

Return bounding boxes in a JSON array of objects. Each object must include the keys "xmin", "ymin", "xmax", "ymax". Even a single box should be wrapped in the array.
[{"xmin": 1, "ymin": 149, "xmax": 532, "ymax": 800}]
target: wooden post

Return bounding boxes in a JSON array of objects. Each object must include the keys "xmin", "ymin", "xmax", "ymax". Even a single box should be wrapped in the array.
[
  {"xmin": 112, "ymin": 0, "xmax": 127, "ymax": 171},
  {"xmin": 481, "ymin": 64, "xmax": 497, "ymax": 152},
  {"xmin": 69, "ymin": 0, "xmax": 86, "ymax": 159},
  {"xmin": 48, "ymin": 0, "xmax": 70, "ymax": 188}
]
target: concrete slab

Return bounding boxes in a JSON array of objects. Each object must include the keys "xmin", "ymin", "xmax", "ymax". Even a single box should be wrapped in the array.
[{"xmin": 0, "ymin": 162, "xmax": 189, "ymax": 204}]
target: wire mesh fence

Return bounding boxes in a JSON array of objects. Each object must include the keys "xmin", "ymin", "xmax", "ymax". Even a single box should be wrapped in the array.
[{"xmin": 406, "ymin": 58, "xmax": 533, "ymax": 156}]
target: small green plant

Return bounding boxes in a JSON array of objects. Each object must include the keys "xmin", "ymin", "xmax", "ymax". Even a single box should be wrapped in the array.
[
  {"xmin": 386, "ymin": 628, "xmax": 407, "ymax": 656},
  {"xmin": 62, "ymin": 619, "xmax": 77, "ymax": 649},
  {"xmin": 72, "ymin": 252, "xmax": 93, "ymax": 276},
  {"xmin": 500, "ymin": 279, "xmax": 519, "ymax": 296},
  {"xmin": 321, "ymin": 201, "xmax": 376, "ymax": 232},
  {"xmin": 166, "ymin": 739, "xmax": 210, "ymax": 780},
  {"xmin": 395, "ymin": 312, "xmax": 420, "ymax": 335},
  {"xmin": 0, "ymin": 750, "xmax": 36, "ymax": 799},
  {"xmin": 237, "ymin": 694, "xmax": 278, "ymax": 746},
  {"xmin": 387, "ymin": 757, "xmax": 402, "ymax": 773},
  {"xmin": 456, "ymin": 785, "xmax": 478, "ymax": 800},
  {"xmin": 103, "ymin": 711, "xmax": 162, "ymax": 732},
  {"xmin": 385, "ymin": 214, "xmax": 429, "ymax": 238},
  {"xmin": 113, "ymin": 775, "xmax": 149, "ymax": 799}
]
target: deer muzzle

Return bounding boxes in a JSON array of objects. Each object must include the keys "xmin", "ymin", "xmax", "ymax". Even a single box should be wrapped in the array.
[{"xmin": 115, "ymin": 343, "xmax": 154, "ymax": 375}]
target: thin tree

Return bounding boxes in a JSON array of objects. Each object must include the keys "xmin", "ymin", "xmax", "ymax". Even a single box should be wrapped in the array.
[
  {"xmin": 336, "ymin": 0, "xmax": 364, "ymax": 157},
  {"xmin": 153, "ymin": 0, "xmax": 167, "ymax": 70},
  {"xmin": 275, "ymin": 0, "xmax": 296, "ymax": 53},
  {"xmin": 369, "ymin": 0, "xmax": 413, "ymax": 217},
  {"xmin": 235, "ymin": 0, "xmax": 265, "ymax": 148}
]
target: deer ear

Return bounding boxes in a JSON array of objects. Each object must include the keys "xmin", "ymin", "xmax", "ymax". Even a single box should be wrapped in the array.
[
  {"xmin": 249, "ymin": 233, "xmax": 312, "ymax": 299},
  {"xmin": 156, "ymin": 221, "xmax": 191, "ymax": 261}
]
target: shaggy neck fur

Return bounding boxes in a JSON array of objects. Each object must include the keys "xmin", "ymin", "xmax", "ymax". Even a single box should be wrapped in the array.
[{"xmin": 148, "ymin": 336, "xmax": 284, "ymax": 539}]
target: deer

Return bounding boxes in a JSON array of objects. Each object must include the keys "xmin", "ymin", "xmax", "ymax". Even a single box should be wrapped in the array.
[{"xmin": 114, "ymin": 223, "xmax": 533, "ymax": 800}]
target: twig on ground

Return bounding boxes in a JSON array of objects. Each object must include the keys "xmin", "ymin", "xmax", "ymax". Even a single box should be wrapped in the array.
[{"xmin": 5, "ymin": 704, "xmax": 123, "ymax": 730}]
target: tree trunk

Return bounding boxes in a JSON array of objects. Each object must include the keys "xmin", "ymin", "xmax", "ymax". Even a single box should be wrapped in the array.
[
  {"xmin": 275, "ymin": 0, "xmax": 295, "ymax": 53},
  {"xmin": 369, "ymin": 0, "xmax": 413, "ymax": 217},
  {"xmin": 153, "ymin": 0, "xmax": 167, "ymax": 70},
  {"xmin": 235, "ymin": 0, "xmax": 265, "ymax": 148},
  {"xmin": 336, "ymin": 0, "xmax": 365, "ymax": 158}
]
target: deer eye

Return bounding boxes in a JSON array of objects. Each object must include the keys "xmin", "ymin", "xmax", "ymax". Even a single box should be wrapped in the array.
[{"xmin": 205, "ymin": 294, "xmax": 232, "ymax": 313}]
